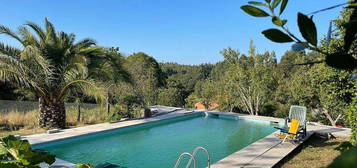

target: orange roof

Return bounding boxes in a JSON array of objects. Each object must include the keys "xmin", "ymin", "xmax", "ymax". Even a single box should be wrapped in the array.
[{"xmin": 194, "ymin": 102, "xmax": 219, "ymax": 110}]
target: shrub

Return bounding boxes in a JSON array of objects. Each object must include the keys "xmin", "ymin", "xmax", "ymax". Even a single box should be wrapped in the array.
[{"xmin": 261, "ymin": 101, "xmax": 278, "ymax": 117}]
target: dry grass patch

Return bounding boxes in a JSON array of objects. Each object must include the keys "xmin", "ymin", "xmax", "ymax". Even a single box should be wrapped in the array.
[
  {"xmin": 0, "ymin": 105, "xmax": 109, "ymax": 138},
  {"xmin": 280, "ymin": 134, "xmax": 347, "ymax": 168},
  {"xmin": 0, "ymin": 110, "xmax": 39, "ymax": 130}
]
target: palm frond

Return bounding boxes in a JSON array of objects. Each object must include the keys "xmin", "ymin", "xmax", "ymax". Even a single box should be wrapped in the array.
[
  {"xmin": 0, "ymin": 42, "xmax": 21, "ymax": 58},
  {"xmin": 25, "ymin": 21, "xmax": 46, "ymax": 41},
  {"xmin": 18, "ymin": 26, "xmax": 40, "ymax": 47},
  {"xmin": 78, "ymin": 46, "xmax": 105, "ymax": 56},
  {"xmin": 58, "ymin": 79, "xmax": 105, "ymax": 104},
  {"xmin": 75, "ymin": 38, "xmax": 96, "ymax": 48},
  {"xmin": 0, "ymin": 25, "xmax": 24, "ymax": 44},
  {"xmin": 64, "ymin": 63, "xmax": 88, "ymax": 82},
  {"xmin": 0, "ymin": 54, "xmax": 45, "ymax": 96},
  {"xmin": 20, "ymin": 46, "xmax": 54, "ymax": 81},
  {"xmin": 44, "ymin": 18, "xmax": 57, "ymax": 44}
]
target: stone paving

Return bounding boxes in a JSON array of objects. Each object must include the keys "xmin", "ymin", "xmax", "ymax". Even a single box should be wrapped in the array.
[{"xmin": 25, "ymin": 109, "xmax": 351, "ymax": 168}]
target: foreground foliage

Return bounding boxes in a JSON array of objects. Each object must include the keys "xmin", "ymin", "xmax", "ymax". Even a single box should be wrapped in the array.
[
  {"xmin": 241, "ymin": 0, "xmax": 357, "ymax": 70},
  {"xmin": 0, "ymin": 135, "xmax": 55, "ymax": 168}
]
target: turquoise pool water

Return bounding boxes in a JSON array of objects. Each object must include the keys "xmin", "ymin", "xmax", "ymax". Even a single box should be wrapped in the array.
[{"xmin": 35, "ymin": 113, "xmax": 276, "ymax": 168}]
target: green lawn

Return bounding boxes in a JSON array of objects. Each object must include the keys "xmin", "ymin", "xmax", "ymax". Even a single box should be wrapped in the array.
[{"xmin": 280, "ymin": 134, "xmax": 347, "ymax": 168}]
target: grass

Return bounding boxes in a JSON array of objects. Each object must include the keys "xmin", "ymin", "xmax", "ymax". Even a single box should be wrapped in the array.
[
  {"xmin": 0, "ymin": 104, "xmax": 109, "ymax": 138},
  {"xmin": 279, "ymin": 134, "xmax": 347, "ymax": 168},
  {"xmin": 0, "ymin": 100, "xmax": 146, "ymax": 138}
]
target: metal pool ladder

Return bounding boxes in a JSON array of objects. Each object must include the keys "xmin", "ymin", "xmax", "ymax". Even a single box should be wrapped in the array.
[{"xmin": 173, "ymin": 146, "xmax": 211, "ymax": 168}]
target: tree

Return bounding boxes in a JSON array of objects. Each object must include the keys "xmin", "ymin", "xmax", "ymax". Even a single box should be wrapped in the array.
[
  {"xmin": 188, "ymin": 80, "xmax": 217, "ymax": 109},
  {"xmin": 308, "ymin": 63, "xmax": 354, "ymax": 126},
  {"xmin": 240, "ymin": 1, "xmax": 357, "ymax": 129},
  {"xmin": 160, "ymin": 62, "xmax": 213, "ymax": 103},
  {"xmin": 0, "ymin": 18, "xmax": 106, "ymax": 128},
  {"xmin": 346, "ymin": 80, "xmax": 357, "ymax": 144},
  {"xmin": 219, "ymin": 41, "xmax": 277, "ymax": 115},
  {"xmin": 241, "ymin": 0, "xmax": 357, "ymax": 70},
  {"xmin": 123, "ymin": 52, "xmax": 164, "ymax": 106},
  {"xmin": 157, "ymin": 87, "xmax": 184, "ymax": 107}
]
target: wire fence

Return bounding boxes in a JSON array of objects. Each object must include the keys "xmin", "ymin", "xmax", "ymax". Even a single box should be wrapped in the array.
[{"xmin": 0, "ymin": 100, "xmax": 98, "ymax": 114}]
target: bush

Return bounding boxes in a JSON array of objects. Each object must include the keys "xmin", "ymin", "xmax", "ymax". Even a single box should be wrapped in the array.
[
  {"xmin": 261, "ymin": 101, "xmax": 278, "ymax": 116},
  {"xmin": 274, "ymin": 103, "xmax": 290, "ymax": 118}
]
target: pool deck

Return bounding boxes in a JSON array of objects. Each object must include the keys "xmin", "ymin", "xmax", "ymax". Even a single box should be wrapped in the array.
[
  {"xmin": 209, "ymin": 112, "xmax": 351, "ymax": 168},
  {"xmin": 24, "ymin": 109, "xmax": 351, "ymax": 168}
]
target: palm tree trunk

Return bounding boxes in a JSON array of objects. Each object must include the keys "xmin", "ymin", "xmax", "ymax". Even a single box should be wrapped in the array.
[{"xmin": 39, "ymin": 97, "xmax": 66, "ymax": 128}]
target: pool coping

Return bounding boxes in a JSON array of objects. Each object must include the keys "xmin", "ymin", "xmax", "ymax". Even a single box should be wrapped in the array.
[
  {"xmin": 23, "ymin": 110, "xmax": 351, "ymax": 168},
  {"xmin": 25, "ymin": 110, "xmax": 196, "ymax": 145}
]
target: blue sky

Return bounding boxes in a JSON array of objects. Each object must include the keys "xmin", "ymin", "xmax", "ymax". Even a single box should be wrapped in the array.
[{"xmin": 0, "ymin": 0, "xmax": 346, "ymax": 64}]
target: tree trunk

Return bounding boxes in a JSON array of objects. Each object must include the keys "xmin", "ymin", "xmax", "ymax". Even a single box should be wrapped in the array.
[
  {"xmin": 230, "ymin": 104, "xmax": 234, "ymax": 112},
  {"xmin": 39, "ymin": 98, "xmax": 66, "ymax": 128},
  {"xmin": 321, "ymin": 108, "xmax": 342, "ymax": 127},
  {"xmin": 77, "ymin": 103, "xmax": 81, "ymax": 122}
]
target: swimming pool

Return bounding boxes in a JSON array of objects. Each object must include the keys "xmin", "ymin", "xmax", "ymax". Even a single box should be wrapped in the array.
[{"xmin": 34, "ymin": 113, "xmax": 276, "ymax": 168}]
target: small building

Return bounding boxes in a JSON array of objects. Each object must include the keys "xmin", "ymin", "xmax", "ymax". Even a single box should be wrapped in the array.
[{"xmin": 194, "ymin": 102, "xmax": 219, "ymax": 110}]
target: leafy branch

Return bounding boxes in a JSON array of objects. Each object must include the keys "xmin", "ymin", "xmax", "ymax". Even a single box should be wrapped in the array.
[{"xmin": 241, "ymin": 0, "xmax": 357, "ymax": 70}]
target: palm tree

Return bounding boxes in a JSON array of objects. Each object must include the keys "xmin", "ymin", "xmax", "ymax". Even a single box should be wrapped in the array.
[{"xmin": 0, "ymin": 18, "xmax": 107, "ymax": 128}]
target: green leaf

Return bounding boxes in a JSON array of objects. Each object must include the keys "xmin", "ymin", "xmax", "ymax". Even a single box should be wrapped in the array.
[
  {"xmin": 262, "ymin": 29, "xmax": 294, "ymax": 43},
  {"xmin": 0, "ymin": 135, "xmax": 56, "ymax": 167},
  {"xmin": 325, "ymin": 52, "xmax": 357, "ymax": 70},
  {"xmin": 265, "ymin": 0, "xmax": 271, "ymax": 3},
  {"xmin": 271, "ymin": 0, "xmax": 282, "ymax": 9},
  {"xmin": 280, "ymin": 0, "xmax": 288, "ymax": 14},
  {"xmin": 297, "ymin": 12, "xmax": 318, "ymax": 46},
  {"xmin": 272, "ymin": 16, "xmax": 286, "ymax": 26},
  {"xmin": 0, "ymin": 144, "xmax": 8, "ymax": 155},
  {"xmin": 1, "ymin": 135, "xmax": 31, "ymax": 151},
  {"xmin": 241, "ymin": 5, "xmax": 270, "ymax": 17},
  {"xmin": 24, "ymin": 150, "xmax": 56, "ymax": 165},
  {"xmin": 0, "ymin": 161, "xmax": 22, "ymax": 168},
  {"xmin": 248, "ymin": 1, "xmax": 266, "ymax": 7}
]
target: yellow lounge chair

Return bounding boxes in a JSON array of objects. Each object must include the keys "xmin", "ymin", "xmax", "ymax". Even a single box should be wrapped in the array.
[{"xmin": 275, "ymin": 119, "xmax": 300, "ymax": 142}]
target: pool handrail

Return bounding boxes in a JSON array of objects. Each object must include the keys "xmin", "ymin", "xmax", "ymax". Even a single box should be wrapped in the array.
[
  {"xmin": 174, "ymin": 152, "xmax": 197, "ymax": 168},
  {"xmin": 185, "ymin": 146, "xmax": 211, "ymax": 168}
]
